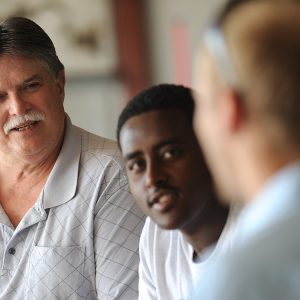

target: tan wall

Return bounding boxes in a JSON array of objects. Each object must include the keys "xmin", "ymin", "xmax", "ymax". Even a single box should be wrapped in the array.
[
  {"xmin": 146, "ymin": 0, "xmax": 226, "ymax": 85},
  {"xmin": 66, "ymin": 0, "xmax": 227, "ymax": 140}
]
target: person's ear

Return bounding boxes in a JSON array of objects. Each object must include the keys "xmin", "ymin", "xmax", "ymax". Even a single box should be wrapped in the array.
[
  {"xmin": 219, "ymin": 88, "xmax": 244, "ymax": 133},
  {"xmin": 56, "ymin": 70, "xmax": 65, "ymax": 102}
]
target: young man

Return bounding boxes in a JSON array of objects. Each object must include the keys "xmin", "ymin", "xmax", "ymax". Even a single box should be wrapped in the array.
[
  {"xmin": 117, "ymin": 84, "xmax": 238, "ymax": 299},
  {"xmin": 192, "ymin": 1, "xmax": 300, "ymax": 299},
  {"xmin": 0, "ymin": 17, "xmax": 144, "ymax": 299}
]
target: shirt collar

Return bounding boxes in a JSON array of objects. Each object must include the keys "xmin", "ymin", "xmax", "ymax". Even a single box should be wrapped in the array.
[
  {"xmin": 235, "ymin": 161, "xmax": 300, "ymax": 243},
  {"xmin": 42, "ymin": 114, "xmax": 81, "ymax": 209}
]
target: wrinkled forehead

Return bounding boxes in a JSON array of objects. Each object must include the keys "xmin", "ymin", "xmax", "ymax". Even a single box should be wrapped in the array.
[{"xmin": 0, "ymin": 53, "xmax": 54, "ymax": 78}]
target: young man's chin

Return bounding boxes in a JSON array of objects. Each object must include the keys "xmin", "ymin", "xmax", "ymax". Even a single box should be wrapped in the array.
[{"xmin": 154, "ymin": 215, "xmax": 183, "ymax": 231}]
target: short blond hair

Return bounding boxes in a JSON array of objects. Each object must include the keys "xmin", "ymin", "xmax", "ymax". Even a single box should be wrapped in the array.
[{"xmin": 220, "ymin": 1, "xmax": 300, "ymax": 144}]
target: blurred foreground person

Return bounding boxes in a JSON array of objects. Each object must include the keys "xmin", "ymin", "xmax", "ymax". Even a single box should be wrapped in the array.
[
  {"xmin": 192, "ymin": 1, "xmax": 300, "ymax": 299},
  {"xmin": 117, "ymin": 84, "xmax": 238, "ymax": 299},
  {"xmin": 0, "ymin": 16, "xmax": 144, "ymax": 299}
]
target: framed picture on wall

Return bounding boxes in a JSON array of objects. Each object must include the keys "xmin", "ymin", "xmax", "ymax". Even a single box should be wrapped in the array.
[{"xmin": 0, "ymin": 0, "xmax": 118, "ymax": 78}]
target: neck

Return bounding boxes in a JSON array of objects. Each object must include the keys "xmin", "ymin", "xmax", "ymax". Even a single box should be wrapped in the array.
[
  {"xmin": 0, "ymin": 139, "xmax": 63, "ymax": 182},
  {"xmin": 180, "ymin": 202, "xmax": 229, "ymax": 256},
  {"xmin": 0, "ymin": 136, "xmax": 64, "ymax": 227}
]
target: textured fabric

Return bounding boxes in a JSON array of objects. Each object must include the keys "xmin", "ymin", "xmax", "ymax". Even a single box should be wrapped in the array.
[
  {"xmin": 191, "ymin": 162, "xmax": 300, "ymax": 300},
  {"xmin": 0, "ymin": 116, "xmax": 145, "ymax": 300},
  {"xmin": 139, "ymin": 208, "xmax": 239, "ymax": 300}
]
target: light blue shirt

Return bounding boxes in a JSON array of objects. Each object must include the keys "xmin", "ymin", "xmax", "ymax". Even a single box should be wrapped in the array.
[
  {"xmin": 191, "ymin": 162, "xmax": 300, "ymax": 300},
  {"xmin": 0, "ymin": 116, "xmax": 145, "ymax": 299}
]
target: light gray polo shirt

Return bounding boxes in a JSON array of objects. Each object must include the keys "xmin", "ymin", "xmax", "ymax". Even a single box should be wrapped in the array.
[{"xmin": 0, "ymin": 116, "xmax": 145, "ymax": 299}]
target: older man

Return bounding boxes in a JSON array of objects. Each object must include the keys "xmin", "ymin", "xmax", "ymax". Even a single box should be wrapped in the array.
[
  {"xmin": 0, "ymin": 16, "xmax": 144, "ymax": 299},
  {"xmin": 192, "ymin": 1, "xmax": 300, "ymax": 299}
]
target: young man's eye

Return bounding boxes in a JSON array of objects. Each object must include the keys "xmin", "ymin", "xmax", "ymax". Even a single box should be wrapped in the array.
[
  {"xmin": 127, "ymin": 159, "xmax": 146, "ymax": 174},
  {"xmin": 163, "ymin": 148, "xmax": 182, "ymax": 160}
]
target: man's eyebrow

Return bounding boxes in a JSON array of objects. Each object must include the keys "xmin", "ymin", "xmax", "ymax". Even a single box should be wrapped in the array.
[
  {"xmin": 154, "ymin": 138, "xmax": 180, "ymax": 151},
  {"xmin": 14, "ymin": 75, "xmax": 44, "ymax": 91},
  {"xmin": 22, "ymin": 74, "xmax": 43, "ymax": 84}
]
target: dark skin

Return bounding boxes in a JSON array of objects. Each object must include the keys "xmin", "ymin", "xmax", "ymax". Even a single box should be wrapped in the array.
[{"xmin": 120, "ymin": 108, "xmax": 229, "ymax": 255}]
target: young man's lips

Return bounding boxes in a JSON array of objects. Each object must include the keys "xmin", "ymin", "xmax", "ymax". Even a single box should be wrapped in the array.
[
  {"xmin": 148, "ymin": 190, "xmax": 178, "ymax": 212},
  {"xmin": 152, "ymin": 194, "xmax": 175, "ymax": 212}
]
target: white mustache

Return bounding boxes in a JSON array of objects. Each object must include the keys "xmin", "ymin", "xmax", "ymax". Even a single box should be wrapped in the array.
[{"xmin": 3, "ymin": 111, "xmax": 45, "ymax": 135}]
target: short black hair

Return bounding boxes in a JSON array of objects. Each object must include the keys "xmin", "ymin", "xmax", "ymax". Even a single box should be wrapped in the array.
[
  {"xmin": 0, "ymin": 16, "xmax": 64, "ymax": 77},
  {"xmin": 117, "ymin": 84, "xmax": 195, "ymax": 148}
]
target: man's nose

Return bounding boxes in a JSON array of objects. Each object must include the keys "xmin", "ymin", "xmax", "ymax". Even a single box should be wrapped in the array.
[
  {"xmin": 145, "ymin": 162, "xmax": 167, "ymax": 189},
  {"xmin": 8, "ymin": 92, "xmax": 31, "ymax": 116}
]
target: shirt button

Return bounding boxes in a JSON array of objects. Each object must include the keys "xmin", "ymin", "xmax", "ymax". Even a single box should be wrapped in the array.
[{"xmin": 8, "ymin": 248, "xmax": 16, "ymax": 255}]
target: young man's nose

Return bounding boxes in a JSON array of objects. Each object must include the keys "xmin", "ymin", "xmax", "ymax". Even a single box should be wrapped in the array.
[{"xmin": 145, "ymin": 163, "xmax": 167, "ymax": 189}]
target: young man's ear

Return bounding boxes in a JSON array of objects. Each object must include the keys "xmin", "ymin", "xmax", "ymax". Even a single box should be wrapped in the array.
[{"xmin": 218, "ymin": 88, "xmax": 244, "ymax": 133}]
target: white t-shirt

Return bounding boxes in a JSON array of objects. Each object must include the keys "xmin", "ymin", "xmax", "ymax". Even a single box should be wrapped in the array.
[{"xmin": 138, "ymin": 207, "xmax": 239, "ymax": 300}]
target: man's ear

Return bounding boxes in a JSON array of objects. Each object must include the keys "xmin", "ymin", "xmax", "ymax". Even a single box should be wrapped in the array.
[
  {"xmin": 56, "ymin": 70, "xmax": 65, "ymax": 102},
  {"xmin": 219, "ymin": 88, "xmax": 244, "ymax": 133}
]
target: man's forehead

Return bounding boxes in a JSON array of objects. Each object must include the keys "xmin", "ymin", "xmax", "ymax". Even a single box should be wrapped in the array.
[
  {"xmin": 194, "ymin": 47, "xmax": 210, "ymax": 79},
  {"xmin": 121, "ymin": 110, "xmax": 192, "ymax": 150},
  {"xmin": 124, "ymin": 110, "xmax": 190, "ymax": 137},
  {"xmin": 193, "ymin": 47, "xmax": 221, "ymax": 92}
]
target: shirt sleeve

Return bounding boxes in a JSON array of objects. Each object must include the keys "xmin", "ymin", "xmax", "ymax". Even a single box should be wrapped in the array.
[
  {"xmin": 138, "ymin": 218, "xmax": 158, "ymax": 300},
  {"xmin": 93, "ymin": 160, "xmax": 145, "ymax": 299}
]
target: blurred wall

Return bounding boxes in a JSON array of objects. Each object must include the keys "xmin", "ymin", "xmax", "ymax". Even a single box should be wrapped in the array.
[
  {"xmin": 64, "ymin": 77, "xmax": 124, "ymax": 140},
  {"xmin": 48, "ymin": 0, "xmax": 228, "ymax": 141},
  {"xmin": 146, "ymin": 0, "xmax": 226, "ymax": 86},
  {"xmin": 65, "ymin": 0, "xmax": 150, "ymax": 141}
]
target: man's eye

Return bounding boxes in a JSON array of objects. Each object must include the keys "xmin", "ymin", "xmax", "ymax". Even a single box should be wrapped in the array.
[
  {"xmin": 24, "ymin": 82, "xmax": 42, "ymax": 91},
  {"xmin": 0, "ymin": 93, "xmax": 7, "ymax": 102},
  {"xmin": 127, "ymin": 160, "xmax": 145, "ymax": 173},
  {"xmin": 163, "ymin": 148, "xmax": 181, "ymax": 160}
]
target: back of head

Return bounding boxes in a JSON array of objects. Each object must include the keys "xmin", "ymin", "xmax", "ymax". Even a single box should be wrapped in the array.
[
  {"xmin": 216, "ymin": 0, "xmax": 298, "ymax": 24},
  {"xmin": 117, "ymin": 84, "xmax": 194, "ymax": 147},
  {"xmin": 0, "ymin": 16, "xmax": 64, "ymax": 77},
  {"xmin": 208, "ymin": 1, "xmax": 300, "ymax": 147}
]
